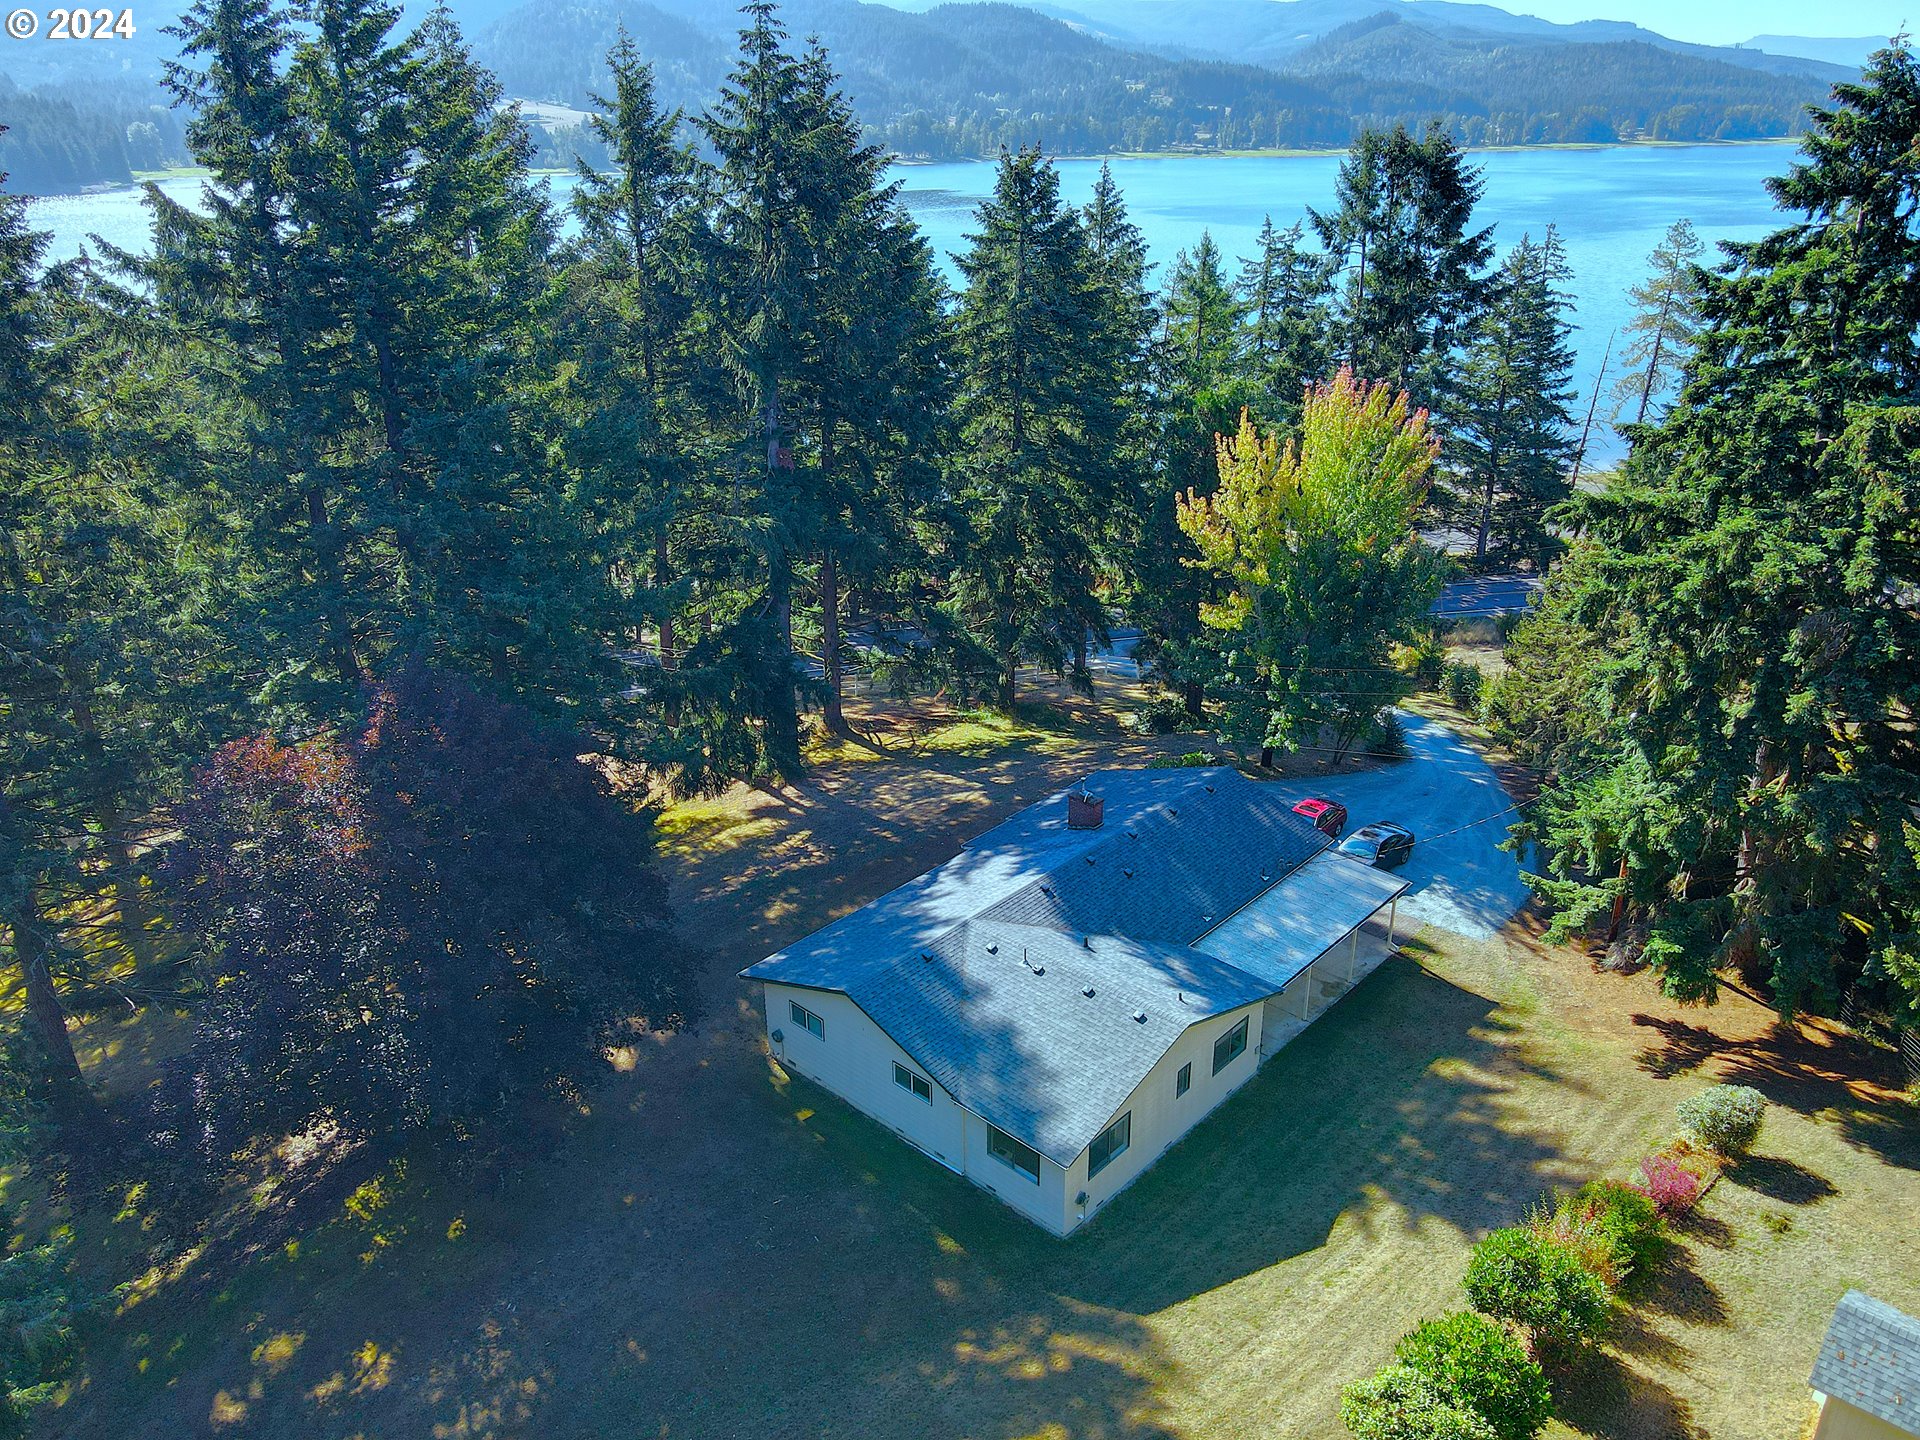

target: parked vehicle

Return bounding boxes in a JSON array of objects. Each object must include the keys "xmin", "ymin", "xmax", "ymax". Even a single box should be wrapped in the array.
[
  {"xmin": 1291, "ymin": 796, "xmax": 1348, "ymax": 838},
  {"xmin": 1337, "ymin": 821, "xmax": 1415, "ymax": 869}
]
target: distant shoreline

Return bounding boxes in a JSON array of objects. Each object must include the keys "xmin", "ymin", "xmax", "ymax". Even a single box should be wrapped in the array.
[{"xmin": 15, "ymin": 135, "xmax": 1796, "ymax": 202}]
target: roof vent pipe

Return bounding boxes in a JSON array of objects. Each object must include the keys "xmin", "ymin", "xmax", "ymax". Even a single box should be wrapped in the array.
[{"xmin": 1067, "ymin": 789, "xmax": 1105, "ymax": 830}]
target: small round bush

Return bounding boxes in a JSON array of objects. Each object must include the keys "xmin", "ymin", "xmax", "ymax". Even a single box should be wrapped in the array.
[
  {"xmin": 1676, "ymin": 1084, "xmax": 1766, "ymax": 1156},
  {"xmin": 1394, "ymin": 1312, "xmax": 1553, "ymax": 1440},
  {"xmin": 1464, "ymin": 1226, "xmax": 1612, "ymax": 1350},
  {"xmin": 1340, "ymin": 1364, "xmax": 1500, "ymax": 1440}
]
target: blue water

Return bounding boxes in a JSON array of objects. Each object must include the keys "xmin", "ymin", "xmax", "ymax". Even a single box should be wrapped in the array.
[{"xmin": 29, "ymin": 142, "xmax": 1794, "ymax": 454}]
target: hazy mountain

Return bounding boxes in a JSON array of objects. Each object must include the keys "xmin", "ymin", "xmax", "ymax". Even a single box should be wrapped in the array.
[
  {"xmin": 1741, "ymin": 34, "xmax": 1890, "ymax": 69},
  {"xmin": 469, "ymin": 0, "xmax": 1830, "ymax": 159},
  {"xmin": 0, "ymin": 0, "xmax": 1841, "ymax": 190},
  {"xmin": 944, "ymin": 0, "xmax": 1857, "ymax": 79}
]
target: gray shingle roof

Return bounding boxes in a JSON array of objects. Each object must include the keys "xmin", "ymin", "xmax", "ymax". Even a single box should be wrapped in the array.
[
  {"xmin": 743, "ymin": 766, "xmax": 1394, "ymax": 1164},
  {"xmin": 855, "ymin": 923, "xmax": 1275, "ymax": 1164},
  {"xmin": 1812, "ymin": 1291, "xmax": 1920, "ymax": 1435}
]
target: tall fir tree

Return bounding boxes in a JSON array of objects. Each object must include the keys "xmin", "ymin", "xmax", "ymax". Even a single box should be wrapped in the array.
[
  {"xmin": 1611, "ymin": 218, "xmax": 1706, "ymax": 430},
  {"xmin": 1138, "ymin": 230, "xmax": 1254, "ymax": 713},
  {"xmin": 1236, "ymin": 215, "xmax": 1332, "ymax": 425},
  {"xmin": 1310, "ymin": 123, "xmax": 1493, "ymax": 418},
  {"xmin": 1455, "ymin": 227, "xmax": 1578, "ymax": 567},
  {"xmin": 143, "ymin": 0, "xmax": 595, "ymax": 723},
  {"xmin": 1521, "ymin": 45, "xmax": 1920, "ymax": 1018},
  {"xmin": 948, "ymin": 147, "xmax": 1128, "ymax": 708}
]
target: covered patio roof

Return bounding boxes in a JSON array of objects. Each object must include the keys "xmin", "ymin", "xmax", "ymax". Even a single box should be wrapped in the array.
[{"xmin": 1193, "ymin": 852, "xmax": 1409, "ymax": 991}]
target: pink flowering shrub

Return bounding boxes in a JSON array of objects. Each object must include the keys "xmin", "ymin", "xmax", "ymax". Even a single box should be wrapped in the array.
[{"xmin": 1635, "ymin": 1155, "xmax": 1700, "ymax": 1218}]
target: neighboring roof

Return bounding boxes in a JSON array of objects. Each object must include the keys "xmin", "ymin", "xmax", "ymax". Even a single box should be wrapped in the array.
[
  {"xmin": 1812, "ymin": 1291, "xmax": 1920, "ymax": 1435},
  {"xmin": 743, "ymin": 766, "xmax": 1398, "ymax": 1164},
  {"xmin": 1196, "ymin": 852, "xmax": 1410, "ymax": 991}
]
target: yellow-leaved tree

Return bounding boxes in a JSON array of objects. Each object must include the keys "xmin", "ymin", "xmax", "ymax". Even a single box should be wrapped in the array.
[{"xmin": 1176, "ymin": 369, "xmax": 1444, "ymax": 762}]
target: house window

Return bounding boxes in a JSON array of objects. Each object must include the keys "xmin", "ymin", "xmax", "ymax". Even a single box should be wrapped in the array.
[
  {"xmin": 1176, "ymin": 1062, "xmax": 1191, "ymax": 1098},
  {"xmin": 1088, "ymin": 1112, "xmax": 1131, "ymax": 1178},
  {"xmin": 894, "ymin": 1062, "xmax": 932, "ymax": 1102},
  {"xmin": 1212, "ymin": 1016, "xmax": 1248, "ymax": 1075},
  {"xmin": 789, "ymin": 999, "xmax": 824, "ymax": 1040},
  {"xmin": 986, "ymin": 1125, "xmax": 1042, "ymax": 1183}
]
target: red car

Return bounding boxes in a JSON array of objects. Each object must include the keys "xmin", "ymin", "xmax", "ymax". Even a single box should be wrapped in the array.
[{"xmin": 1292, "ymin": 796, "xmax": 1348, "ymax": 838}]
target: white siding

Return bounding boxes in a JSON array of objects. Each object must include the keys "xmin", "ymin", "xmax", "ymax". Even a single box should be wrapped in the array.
[
  {"xmin": 761, "ymin": 984, "xmax": 1263, "ymax": 1237},
  {"xmin": 763, "ymin": 983, "xmax": 965, "ymax": 1172},
  {"xmin": 1061, "ymin": 1000, "xmax": 1265, "ymax": 1232}
]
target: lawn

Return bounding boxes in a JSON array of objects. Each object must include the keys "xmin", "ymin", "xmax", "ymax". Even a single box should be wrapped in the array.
[{"xmin": 34, "ymin": 694, "xmax": 1920, "ymax": 1440}]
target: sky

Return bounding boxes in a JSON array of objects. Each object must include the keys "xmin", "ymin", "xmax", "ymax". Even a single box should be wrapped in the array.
[{"xmin": 1437, "ymin": 0, "xmax": 1906, "ymax": 46}]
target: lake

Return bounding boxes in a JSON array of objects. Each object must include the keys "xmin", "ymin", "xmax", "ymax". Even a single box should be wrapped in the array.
[{"xmin": 27, "ymin": 142, "xmax": 1795, "ymax": 456}]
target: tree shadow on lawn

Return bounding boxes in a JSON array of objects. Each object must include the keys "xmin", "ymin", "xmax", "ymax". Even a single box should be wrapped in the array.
[
  {"xmin": 1551, "ymin": 1346, "xmax": 1704, "ymax": 1440},
  {"xmin": 954, "ymin": 949, "xmax": 1591, "ymax": 1316},
  {"xmin": 1727, "ymin": 1153, "xmax": 1837, "ymax": 1207},
  {"xmin": 1627, "ymin": 1012, "xmax": 1919, "ymax": 1171}
]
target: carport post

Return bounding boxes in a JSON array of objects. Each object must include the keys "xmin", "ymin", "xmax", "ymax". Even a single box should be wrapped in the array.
[
  {"xmin": 1386, "ymin": 898, "xmax": 1399, "ymax": 951},
  {"xmin": 1346, "ymin": 926, "xmax": 1360, "ymax": 984}
]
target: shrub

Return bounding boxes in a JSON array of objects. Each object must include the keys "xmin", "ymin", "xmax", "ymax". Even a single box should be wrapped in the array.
[
  {"xmin": 1527, "ymin": 1198, "xmax": 1623, "ymax": 1293},
  {"xmin": 1568, "ymin": 1180, "xmax": 1666, "ymax": 1284},
  {"xmin": 1464, "ymin": 1226, "xmax": 1612, "ymax": 1350},
  {"xmin": 1151, "ymin": 749, "xmax": 1218, "ymax": 769},
  {"xmin": 1635, "ymin": 1154, "xmax": 1701, "ymax": 1218},
  {"xmin": 1676, "ymin": 1084, "xmax": 1766, "ymax": 1156},
  {"xmin": 1442, "ymin": 660, "xmax": 1484, "ymax": 713},
  {"xmin": 1369, "ymin": 709, "xmax": 1410, "ymax": 759},
  {"xmin": 1397, "ymin": 629, "xmax": 1447, "ymax": 690},
  {"xmin": 1394, "ymin": 1312, "xmax": 1553, "ymax": 1440},
  {"xmin": 1133, "ymin": 690, "xmax": 1191, "ymax": 735},
  {"xmin": 1340, "ymin": 1364, "xmax": 1500, "ymax": 1440}
]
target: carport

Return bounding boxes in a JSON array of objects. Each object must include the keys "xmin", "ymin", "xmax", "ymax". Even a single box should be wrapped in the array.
[{"xmin": 1193, "ymin": 853, "xmax": 1411, "ymax": 1057}]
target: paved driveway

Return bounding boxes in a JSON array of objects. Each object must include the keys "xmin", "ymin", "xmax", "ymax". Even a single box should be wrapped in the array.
[{"xmin": 1258, "ymin": 714, "xmax": 1535, "ymax": 941}]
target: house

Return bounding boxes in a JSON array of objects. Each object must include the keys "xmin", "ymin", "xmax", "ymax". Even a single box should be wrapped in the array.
[
  {"xmin": 740, "ymin": 766, "xmax": 1409, "ymax": 1235},
  {"xmin": 1811, "ymin": 1291, "xmax": 1920, "ymax": 1439}
]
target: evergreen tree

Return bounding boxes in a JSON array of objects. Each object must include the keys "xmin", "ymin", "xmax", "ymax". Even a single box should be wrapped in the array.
[
  {"xmin": 554, "ymin": 35, "xmax": 734, "ymax": 777},
  {"xmin": 697, "ymin": 0, "xmax": 816, "ymax": 773},
  {"xmin": 1236, "ymin": 215, "xmax": 1332, "ymax": 424},
  {"xmin": 1138, "ymin": 230, "xmax": 1254, "ymax": 713},
  {"xmin": 1310, "ymin": 123, "xmax": 1493, "ymax": 416},
  {"xmin": 790, "ymin": 40, "xmax": 949, "ymax": 738},
  {"xmin": 1611, "ymin": 218, "xmax": 1706, "ymax": 430},
  {"xmin": 1456, "ymin": 228, "xmax": 1578, "ymax": 567},
  {"xmin": 1522, "ymin": 46, "xmax": 1920, "ymax": 1017},
  {"xmin": 948, "ymin": 147, "xmax": 1125, "ymax": 708},
  {"xmin": 144, "ymin": 0, "xmax": 596, "ymax": 722}
]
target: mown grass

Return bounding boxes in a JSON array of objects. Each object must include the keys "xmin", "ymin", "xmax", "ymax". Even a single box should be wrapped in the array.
[{"xmin": 30, "ymin": 703, "xmax": 1920, "ymax": 1440}]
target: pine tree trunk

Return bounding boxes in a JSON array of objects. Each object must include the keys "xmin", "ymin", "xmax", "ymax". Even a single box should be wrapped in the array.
[
  {"xmin": 1635, "ymin": 293, "xmax": 1672, "ymax": 428},
  {"xmin": 307, "ymin": 488, "xmax": 362, "ymax": 684},
  {"xmin": 5, "ymin": 890, "xmax": 89, "ymax": 1102},
  {"xmin": 1000, "ymin": 648, "xmax": 1018, "ymax": 713},
  {"xmin": 821, "ymin": 550, "xmax": 846, "ymax": 736},
  {"xmin": 1475, "ymin": 376, "xmax": 1508, "ymax": 565},
  {"xmin": 655, "ymin": 528, "xmax": 675, "ymax": 669},
  {"xmin": 762, "ymin": 379, "xmax": 801, "ymax": 774}
]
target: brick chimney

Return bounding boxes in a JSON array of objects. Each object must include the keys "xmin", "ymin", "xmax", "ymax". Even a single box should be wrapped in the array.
[{"xmin": 1066, "ymin": 788, "xmax": 1104, "ymax": 830}]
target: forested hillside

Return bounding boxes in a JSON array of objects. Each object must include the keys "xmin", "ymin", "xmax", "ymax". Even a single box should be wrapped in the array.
[
  {"xmin": 470, "ymin": 0, "xmax": 1830, "ymax": 160},
  {"xmin": 0, "ymin": 0, "xmax": 1836, "ymax": 189}
]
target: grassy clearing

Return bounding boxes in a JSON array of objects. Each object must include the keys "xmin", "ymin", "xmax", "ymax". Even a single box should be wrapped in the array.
[{"xmin": 31, "ymin": 700, "xmax": 1920, "ymax": 1440}]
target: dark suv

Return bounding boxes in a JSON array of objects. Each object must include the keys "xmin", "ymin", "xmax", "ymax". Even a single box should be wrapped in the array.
[{"xmin": 1336, "ymin": 821, "xmax": 1415, "ymax": 869}]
